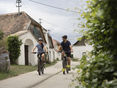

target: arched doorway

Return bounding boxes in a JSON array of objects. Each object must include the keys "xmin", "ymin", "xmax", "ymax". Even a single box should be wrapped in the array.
[{"xmin": 24, "ymin": 39, "xmax": 34, "ymax": 65}]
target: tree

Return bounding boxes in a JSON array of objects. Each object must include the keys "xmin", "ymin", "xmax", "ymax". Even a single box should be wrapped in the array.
[
  {"xmin": 75, "ymin": 0, "xmax": 117, "ymax": 88},
  {"xmin": 7, "ymin": 36, "xmax": 22, "ymax": 64}
]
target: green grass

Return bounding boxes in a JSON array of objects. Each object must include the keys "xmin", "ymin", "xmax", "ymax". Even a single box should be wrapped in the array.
[
  {"xmin": 0, "ymin": 60, "xmax": 58, "ymax": 80},
  {"xmin": 0, "ymin": 65, "xmax": 37, "ymax": 80}
]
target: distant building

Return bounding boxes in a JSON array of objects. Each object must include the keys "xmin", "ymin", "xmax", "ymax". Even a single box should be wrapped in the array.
[
  {"xmin": 73, "ymin": 38, "xmax": 93, "ymax": 59},
  {"xmin": 52, "ymin": 39, "xmax": 62, "ymax": 60},
  {"xmin": 0, "ymin": 12, "xmax": 55, "ymax": 65},
  {"xmin": 43, "ymin": 28, "xmax": 55, "ymax": 62}
]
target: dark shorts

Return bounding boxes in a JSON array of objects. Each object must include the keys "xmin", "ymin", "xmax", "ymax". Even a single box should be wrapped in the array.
[
  {"xmin": 65, "ymin": 52, "xmax": 71, "ymax": 57},
  {"xmin": 37, "ymin": 52, "xmax": 45, "ymax": 57}
]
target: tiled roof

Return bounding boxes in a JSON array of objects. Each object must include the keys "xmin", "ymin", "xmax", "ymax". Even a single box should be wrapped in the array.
[
  {"xmin": 10, "ymin": 30, "xmax": 28, "ymax": 36},
  {"xmin": 0, "ymin": 12, "xmax": 30, "ymax": 36},
  {"xmin": 0, "ymin": 11, "xmax": 46, "ymax": 43},
  {"xmin": 52, "ymin": 39, "xmax": 60, "ymax": 46},
  {"xmin": 73, "ymin": 39, "xmax": 86, "ymax": 46}
]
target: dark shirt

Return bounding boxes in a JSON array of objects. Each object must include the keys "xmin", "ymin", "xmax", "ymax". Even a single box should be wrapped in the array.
[{"xmin": 61, "ymin": 40, "xmax": 71, "ymax": 52}]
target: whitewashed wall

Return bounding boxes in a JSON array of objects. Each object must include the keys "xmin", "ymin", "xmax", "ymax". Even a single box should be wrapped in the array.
[
  {"xmin": 48, "ymin": 49, "xmax": 55, "ymax": 62},
  {"xmin": 55, "ymin": 51, "xmax": 61, "ymax": 60},
  {"xmin": 43, "ymin": 30, "xmax": 55, "ymax": 62},
  {"xmin": 73, "ymin": 44, "xmax": 93, "ymax": 59},
  {"xmin": 53, "ymin": 44, "xmax": 61, "ymax": 60},
  {"xmin": 18, "ymin": 31, "xmax": 38, "ymax": 66}
]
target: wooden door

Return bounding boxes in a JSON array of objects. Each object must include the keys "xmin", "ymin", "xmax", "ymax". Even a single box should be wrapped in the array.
[{"xmin": 25, "ymin": 45, "xmax": 29, "ymax": 65}]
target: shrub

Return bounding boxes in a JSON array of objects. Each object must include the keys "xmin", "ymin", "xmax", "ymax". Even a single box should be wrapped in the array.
[
  {"xmin": 7, "ymin": 36, "xmax": 22, "ymax": 64},
  {"xmin": 75, "ymin": 0, "xmax": 117, "ymax": 88}
]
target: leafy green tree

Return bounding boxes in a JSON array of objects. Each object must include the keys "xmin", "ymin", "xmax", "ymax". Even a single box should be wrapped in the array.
[
  {"xmin": 75, "ymin": 0, "xmax": 117, "ymax": 88},
  {"xmin": 7, "ymin": 36, "xmax": 22, "ymax": 64}
]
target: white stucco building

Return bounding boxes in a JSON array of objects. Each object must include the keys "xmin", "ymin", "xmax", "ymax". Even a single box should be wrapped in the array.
[
  {"xmin": 43, "ymin": 29, "xmax": 55, "ymax": 62},
  {"xmin": 0, "ymin": 12, "xmax": 50, "ymax": 66},
  {"xmin": 12, "ymin": 30, "xmax": 42, "ymax": 66},
  {"xmin": 73, "ymin": 38, "xmax": 93, "ymax": 59},
  {"xmin": 52, "ymin": 39, "xmax": 62, "ymax": 60}
]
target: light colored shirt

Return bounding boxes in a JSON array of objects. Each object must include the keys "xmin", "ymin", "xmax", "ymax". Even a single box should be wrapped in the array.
[{"xmin": 36, "ymin": 43, "xmax": 45, "ymax": 54}]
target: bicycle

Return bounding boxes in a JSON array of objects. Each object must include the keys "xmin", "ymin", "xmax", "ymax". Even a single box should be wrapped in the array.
[
  {"xmin": 62, "ymin": 52, "xmax": 70, "ymax": 75},
  {"xmin": 32, "ymin": 52, "xmax": 45, "ymax": 75}
]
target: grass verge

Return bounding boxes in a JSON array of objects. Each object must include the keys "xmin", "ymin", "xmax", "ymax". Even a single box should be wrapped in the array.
[
  {"xmin": 0, "ymin": 65, "xmax": 37, "ymax": 80},
  {"xmin": 0, "ymin": 60, "xmax": 58, "ymax": 80}
]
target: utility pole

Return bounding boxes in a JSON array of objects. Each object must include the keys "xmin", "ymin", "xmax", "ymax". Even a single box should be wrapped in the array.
[{"xmin": 16, "ymin": 0, "xmax": 22, "ymax": 15}]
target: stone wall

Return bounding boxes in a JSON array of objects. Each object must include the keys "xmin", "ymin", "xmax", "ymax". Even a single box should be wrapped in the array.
[{"xmin": 0, "ymin": 48, "xmax": 10, "ymax": 72}]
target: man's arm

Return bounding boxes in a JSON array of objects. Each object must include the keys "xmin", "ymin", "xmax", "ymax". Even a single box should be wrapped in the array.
[
  {"xmin": 58, "ymin": 45, "xmax": 62, "ymax": 52},
  {"xmin": 69, "ymin": 41, "xmax": 73, "ymax": 52}
]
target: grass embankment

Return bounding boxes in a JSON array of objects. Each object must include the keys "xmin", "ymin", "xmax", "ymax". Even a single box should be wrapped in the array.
[{"xmin": 0, "ymin": 60, "xmax": 58, "ymax": 80}]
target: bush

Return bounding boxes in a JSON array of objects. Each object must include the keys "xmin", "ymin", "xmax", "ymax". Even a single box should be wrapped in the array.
[
  {"xmin": 76, "ymin": 53, "xmax": 117, "ymax": 88},
  {"xmin": 75, "ymin": 0, "xmax": 117, "ymax": 88},
  {"xmin": 7, "ymin": 36, "xmax": 22, "ymax": 64}
]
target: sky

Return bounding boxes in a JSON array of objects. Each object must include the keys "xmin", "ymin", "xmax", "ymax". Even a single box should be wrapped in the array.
[{"xmin": 0, "ymin": 0, "xmax": 87, "ymax": 44}]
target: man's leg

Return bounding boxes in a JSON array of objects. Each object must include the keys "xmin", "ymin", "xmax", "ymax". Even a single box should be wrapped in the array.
[
  {"xmin": 66, "ymin": 52, "xmax": 71, "ymax": 65},
  {"xmin": 68, "ymin": 57, "xmax": 71, "ymax": 66},
  {"xmin": 67, "ymin": 52, "xmax": 71, "ymax": 70},
  {"xmin": 67, "ymin": 57, "xmax": 71, "ymax": 70}
]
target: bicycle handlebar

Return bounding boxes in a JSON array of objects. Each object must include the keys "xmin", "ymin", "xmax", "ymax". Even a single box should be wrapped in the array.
[{"xmin": 32, "ymin": 52, "xmax": 48, "ymax": 54}]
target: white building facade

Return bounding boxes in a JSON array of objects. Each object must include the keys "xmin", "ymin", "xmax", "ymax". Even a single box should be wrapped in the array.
[
  {"xmin": 43, "ymin": 29, "xmax": 55, "ymax": 62},
  {"xmin": 73, "ymin": 39, "xmax": 93, "ymax": 59},
  {"xmin": 52, "ymin": 39, "xmax": 62, "ymax": 60},
  {"xmin": 1, "ymin": 12, "xmax": 47, "ymax": 66},
  {"xmin": 0, "ymin": 11, "xmax": 58, "ymax": 65},
  {"xmin": 13, "ymin": 30, "xmax": 38, "ymax": 65}
]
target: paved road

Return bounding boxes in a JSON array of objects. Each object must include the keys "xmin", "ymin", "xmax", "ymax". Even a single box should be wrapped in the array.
[
  {"xmin": 32, "ymin": 63, "xmax": 78, "ymax": 88},
  {"xmin": 0, "ymin": 61, "xmax": 78, "ymax": 88}
]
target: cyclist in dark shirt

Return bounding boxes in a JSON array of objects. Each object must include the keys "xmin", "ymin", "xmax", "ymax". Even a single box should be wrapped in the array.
[{"xmin": 59, "ymin": 35, "xmax": 73, "ymax": 70}]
